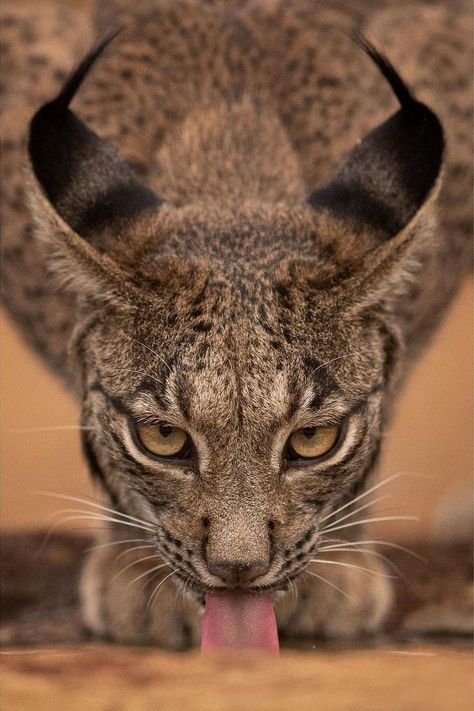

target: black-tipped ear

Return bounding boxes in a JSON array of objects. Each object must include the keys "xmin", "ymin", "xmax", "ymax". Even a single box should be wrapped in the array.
[
  {"xmin": 308, "ymin": 37, "xmax": 444, "ymax": 237},
  {"xmin": 28, "ymin": 32, "xmax": 163, "ymax": 237}
]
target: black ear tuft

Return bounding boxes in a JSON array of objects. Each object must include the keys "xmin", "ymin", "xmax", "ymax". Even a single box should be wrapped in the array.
[
  {"xmin": 29, "ymin": 31, "xmax": 163, "ymax": 237},
  {"xmin": 352, "ymin": 32, "xmax": 415, "ymax": 110},
  {"xmin": 308, "ymin": 36, "xmax": 444, "ymax": 237},
  {"xmin": 51, "ymin": 30, "xmax": 121, "ymax": 113}
]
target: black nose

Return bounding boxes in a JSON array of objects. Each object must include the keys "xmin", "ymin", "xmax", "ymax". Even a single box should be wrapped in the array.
[{"xmin": 207, "ymin": 559, "xmax": 270, "ymax": 586}]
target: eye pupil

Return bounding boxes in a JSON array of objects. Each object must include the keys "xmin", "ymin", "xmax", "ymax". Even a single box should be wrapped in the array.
[
  {"xmin": 159, "ymin": 424, "xmax": 173, "ymax": 437},
  {"xmin": 302, "ymin": 427, "xmax": 316, "ymax": 439}
]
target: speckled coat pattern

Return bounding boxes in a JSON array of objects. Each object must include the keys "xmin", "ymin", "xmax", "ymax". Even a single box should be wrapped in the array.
[{"xmin": 1, "ymin": 0, "xmax": 471, "ymax": 648}]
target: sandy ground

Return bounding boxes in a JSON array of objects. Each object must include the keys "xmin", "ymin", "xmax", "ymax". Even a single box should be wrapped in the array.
[{"xmin": 1, "ymin": 642, "xmax": 472, "ymax": 711}]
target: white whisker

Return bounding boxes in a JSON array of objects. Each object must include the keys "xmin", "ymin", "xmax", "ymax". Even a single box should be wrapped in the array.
[
  {"xmin": 320, "ymin": 494, "xmax": 390, "ymax": 530},
  {"xmin": 128, "ymin": 336, "xmax": 172, "ymax": 373},
  {"xmin": 0, "ymin": 649, "xmax": 84, "ymax": 656},
  {"xmin": 322, "ymin": 515, "xmax": 419, "ymax": 535},
  {"xmin": 180, "ymin": 577, "xmax": 190, "ymax": 606},
  {"xmin": 146, "ymin": 570, "xmax": 178, "ymax": 613},
  {"xmin": 113, "ymin": 543, "xmax": 156, "ymax": 564},
  {"xmin": 318, "ymin": 538, "xmax": 425, "ymax": 562},
  {"xmin": 38, "ymin": 518, "xmax": 150, "ymax": 555},
  {"xmin": 46, "ymin": 513, "xmax": 155, "ymax": 534},
  {"xmin": 127, "ymin": 561, "xmax": 171, "ymax": 588},
  {"xmin": 111, "ymin": 553, "xmax": 160, "ymax": 584},
  {"xmin": 285, "ymin": 575, "xmax": 298, "ymax": 607},
  {"xmin": 311, "ymin": 352, "xmax": 359, "ymax": 376},
  {"xmin": 304, "ymin": 569, "xmax": 356, "ymax": 602},
  {"xmin": 6, "ymin": 425, "xmax": 94, "ymax": 433},
  {"xmin": 47, "ymin": 507, "xmax": 155, "ymax": 531},
  {"xmin": 85, "ymin": 538, "xmax": 150, "ymax": 553},
  {"xmin": 319, "ymin": 472, "xmax": 413, "ymax": 525},
  {"xmin": 36, "ymin": 492, "xmax": 156, "ymax": 530},
  {"xmin": 316, "ymin": 547, "xmax": 405, "ymax": 579},
  {"xmin": 314, "ymin": 537, "xmax": 348, "ymax": 546},
  {"xmin": 310, "ymin": 558, "xmax": 395, "ymax": 578}
]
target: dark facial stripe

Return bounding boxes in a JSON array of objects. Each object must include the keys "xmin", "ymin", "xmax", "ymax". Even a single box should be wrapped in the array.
[
  {"xmin": 106, "ymin": 426, "xmax": 151, "ymax": 472},
  {"xmin": 90, "ymin": 379, "xmax": 173, "ymax": 420},
  {"xmin": 304, "ymin": 355, "xmax": 342, "ymax": 411},
  {"xmin": 135, "ymin": 381, "xmax": 170, "ymax": 411},
  {"xmin": 348, "ymin": 437, "xmax": 383, "ymax": 498},
  {"xmin": 80, "ymin": 430, "xmax": 120, "ymax": 510},
  {"xmin": 312, "ymin": 435, "xmax": 383, "ymax": 515},
  {"xmin": 378, "ymin": 320, "xmax": 401, "ymax": 383},
  {"xmin": 71, "ymin": 315, "xmax": 101, "ymax": 385},
  {"xmin": 346, "ymin": 383, "xmax": 384, "ymax": 415},
  {"xmin": 307, "ymin": 382, "xmax": 383, "ymax": 422},
  {"xmin": 173, "ymin": 370, "xmax": 191, "ymax": 421},
  {"xmin": 89, "ymin": 381, "xmax": 145, "ymax": 417}
]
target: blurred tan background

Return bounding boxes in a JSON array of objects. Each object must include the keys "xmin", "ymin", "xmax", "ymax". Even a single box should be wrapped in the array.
[{"xmin": 1, "ymin": 278, "xmax": 472, "ymax": 539}]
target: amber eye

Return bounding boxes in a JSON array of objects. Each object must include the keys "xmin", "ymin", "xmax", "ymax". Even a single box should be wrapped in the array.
[
  {"xmin": 134, "ymin": 423, "xmax": 190, "ymax": 459},
  {"xmin": 287, "ymin": 425, "xmax": 340, "ymax": 460}
]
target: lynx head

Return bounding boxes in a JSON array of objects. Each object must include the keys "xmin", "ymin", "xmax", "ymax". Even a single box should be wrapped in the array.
[{"xmin": 27, "ymin": 35, "xmax": 443, "ymax": 597}]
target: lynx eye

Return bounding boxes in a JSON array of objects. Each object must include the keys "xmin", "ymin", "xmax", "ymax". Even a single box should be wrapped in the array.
[
  {"xmin": 287, "ymin": 425, "xmax": 340, "ymax": 460},
  {"xmin": 134, "ymin": 423, "xmax": 190, "ymax": 459}
]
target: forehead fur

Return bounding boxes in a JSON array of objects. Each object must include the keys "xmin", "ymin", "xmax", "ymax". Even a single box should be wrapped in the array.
[
  {"xmin": 103, "ymin": 201, "xmax": 379, "ymax": 287},
  {"xmin": 87, "ymin": 242, "xmax": 385, "ymax": 420},
  {"xmin": 81, "ymin": 206, "xmax": 390, "ymax": 421}
]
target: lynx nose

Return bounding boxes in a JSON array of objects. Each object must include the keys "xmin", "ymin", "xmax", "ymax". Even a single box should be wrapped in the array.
[{"xmin": 207, "ymin": 559, "xmax": 270, "ymax": 586}]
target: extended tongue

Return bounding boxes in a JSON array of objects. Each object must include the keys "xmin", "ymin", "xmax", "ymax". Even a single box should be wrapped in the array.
[{"xmin": 201, "ymin": 592, "xmax": 279, "ymax": 655}]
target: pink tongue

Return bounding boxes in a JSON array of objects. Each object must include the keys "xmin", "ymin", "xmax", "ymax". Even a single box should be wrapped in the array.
[{"xmin": 201, "ymin": 592, "xmax": 279, "ymax": 655}]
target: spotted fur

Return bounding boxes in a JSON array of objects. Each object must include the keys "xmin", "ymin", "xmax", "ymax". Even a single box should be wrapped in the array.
[{"xmin": 1, "ymin": 0, "xmax": 471, "ymax": 648}]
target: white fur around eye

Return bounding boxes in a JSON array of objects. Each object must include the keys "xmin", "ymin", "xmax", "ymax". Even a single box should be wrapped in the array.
[
  {"xmin": 120, "ymin": 419, "xmax": 208, "ymax": 474},
  {"xmin": 119, "ymin": 421, "xmax": 188, "ymax": 471},
  {"xmin": 121, "ymin": 423, "xmax": 167, "ymax": 468},
  {"xmin": 310, "ymin": 416, "xmax": 361, "ymax": 468}
]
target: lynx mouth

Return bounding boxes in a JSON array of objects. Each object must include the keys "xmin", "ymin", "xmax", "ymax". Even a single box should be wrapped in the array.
[{"xmin": 174, "ymin": 568, "xmax": 298, "ymax": 603}]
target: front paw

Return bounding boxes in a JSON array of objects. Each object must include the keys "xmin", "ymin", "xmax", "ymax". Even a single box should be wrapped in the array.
[
  {"xmin": 80, "ymin": 546, "xmax": 202, "ymax": 650},
  {"xmin": 276, "ymin": 551, "xmax": 393, "ymax": 639}
]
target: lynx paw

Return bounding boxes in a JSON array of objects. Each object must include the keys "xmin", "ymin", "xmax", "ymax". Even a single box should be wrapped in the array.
[
  {"xmin": 276, "ymin": 551, "xmax": 393, "ymax": 639},
  {"xmin": 80, "ymin": 546, "xmax": 202, "ymax": 650}
]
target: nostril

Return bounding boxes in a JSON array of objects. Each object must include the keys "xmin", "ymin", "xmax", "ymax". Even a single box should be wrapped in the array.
[{"xmin": 207, "ymin": 559, "xmax": 270, "ymax": 586}]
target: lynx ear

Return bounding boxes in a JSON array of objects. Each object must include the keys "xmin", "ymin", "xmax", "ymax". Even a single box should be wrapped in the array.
[
  {"xmin": 28, "ymin": 32, "xmax": 163, "ymax": 239},
  {"xmin": 308, "ymin": 37, "xmax": 444, "ymax": 238}
]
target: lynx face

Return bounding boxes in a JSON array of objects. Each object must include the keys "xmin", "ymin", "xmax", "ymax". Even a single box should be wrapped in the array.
[
  {"xmin": 75, "ymin": 208, "xmax": 390, "ymax": 596},
  {"xmin": 27, "ymin": 36, "xmax": 443, "ymax": 597}
]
